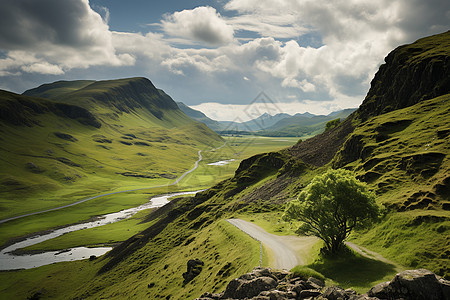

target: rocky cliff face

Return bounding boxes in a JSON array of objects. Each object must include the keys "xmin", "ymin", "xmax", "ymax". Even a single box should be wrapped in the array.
[{"xmin": 357, "ymin": 31, "xmax": 450, "ymax": 121}]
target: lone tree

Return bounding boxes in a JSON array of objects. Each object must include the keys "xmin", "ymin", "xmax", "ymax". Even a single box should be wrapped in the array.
[{"xmin": 284, "ymin": 169, "xmax": 379, "ymax": 254}]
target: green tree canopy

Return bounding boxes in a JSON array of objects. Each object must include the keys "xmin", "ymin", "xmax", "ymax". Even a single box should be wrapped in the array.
[
  {"xmin": 284, "ymin": 169, "xmax": 379, "ymax": 254},
  {"xmin": 325, "ymin": 118, "xmax": 341, "ymax": 131}
]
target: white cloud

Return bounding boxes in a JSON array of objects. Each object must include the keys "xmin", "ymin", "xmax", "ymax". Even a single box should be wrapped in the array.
[
  {"xmin": 227, "ymin": 13, "xmax": 307, "ymax": 39},
  {"xmin": 21, "ymin": 62, "xmax": 64, "ymax": 75},
  {"xmin": 222, "ymin": 0, "xmax": 450, "ymax": 101},
  {"xmin": 161, "ymin": 6, "xmax": 234, "ymax": 45}
]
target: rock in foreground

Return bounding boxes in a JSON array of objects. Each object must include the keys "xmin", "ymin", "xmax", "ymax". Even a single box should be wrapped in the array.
[{"xmin": 196, "ymin": 267, "xmax": 450, "ymax": 300}]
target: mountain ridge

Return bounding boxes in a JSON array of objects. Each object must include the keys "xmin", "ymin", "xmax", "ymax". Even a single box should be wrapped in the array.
[
  {"xmin": 178, "ymin": 102, "xmax": 357, "ymax": 137},
  {"xmin": 0, "ymin": 77, "xmax": 224, "ymax": 222}
]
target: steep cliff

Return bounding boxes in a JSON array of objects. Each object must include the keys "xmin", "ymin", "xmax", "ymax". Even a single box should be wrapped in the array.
[{"xmin": 357, "ymin": 31, "xmax": 450, "ymax": 121}]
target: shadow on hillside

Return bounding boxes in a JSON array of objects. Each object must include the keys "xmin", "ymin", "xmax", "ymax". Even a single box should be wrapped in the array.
[{"xmin": 307, "ymin": 247, "xmax": 397, "ymax": 291}]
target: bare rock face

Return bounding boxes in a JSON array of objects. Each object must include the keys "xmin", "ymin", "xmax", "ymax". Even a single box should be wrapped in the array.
[
  {"xmin": 197, "ymin": 268, "xmax": 450, "ymax": 300},
  {"xmin": 357, "ymin": 31, "xmax": 450, "ymax": 122}
]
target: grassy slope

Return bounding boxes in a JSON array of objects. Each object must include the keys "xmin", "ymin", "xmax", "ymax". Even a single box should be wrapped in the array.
[
  {"xmin": 23, "ymin": 80, "xmax": 95, "ymax": 99},
  {"xmin": 241, "ymin": 94, "xmax": 450, "ymax": 281},
  {"xmin": 13, "ymin": 136, "xmax": 298, "ymax": 254},
  {"xmin": 336, "ymin": 94, "xmax": 450, "ymax": 277},
  {"xmin": 0, "ymin": 79, "xmax": 224, "ymax": 245},
  {"xmin": 68, "ymin": 32, "xmax": 449, "ymax": 296},
  {"xmin": 0, "ymin": 219, "xmax": 267, "ymax": 300}
]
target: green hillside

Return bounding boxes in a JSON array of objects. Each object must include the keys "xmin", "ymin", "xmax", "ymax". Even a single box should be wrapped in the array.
[
  {"xmin": 0, "ymin": 78, "xmax": 223, "ymax": 223},
  {"xmin": 23, "ymin": 80, "xmax": 95, "ymax": 99},
  {"xmin": 0, "ymin": 32, "xmax": 448, "ymax": 300},
  {"xmin": 61, "ymin": 31, "xmax": 449, "ymax": 299}
]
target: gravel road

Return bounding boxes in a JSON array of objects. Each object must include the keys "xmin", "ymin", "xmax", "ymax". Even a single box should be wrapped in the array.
[{"xmin": 227, "ymin": 218, "xmax": 317, "ymax": 270}]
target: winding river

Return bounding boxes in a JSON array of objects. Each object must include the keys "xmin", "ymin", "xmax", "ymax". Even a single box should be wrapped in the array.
[
  {"xmin": 0, "ymin": 191, "xmax": 200, "ymax": 270},
  {"xmin": 0, "ymin": 143, "xmax": 230, "ymax": 271}
]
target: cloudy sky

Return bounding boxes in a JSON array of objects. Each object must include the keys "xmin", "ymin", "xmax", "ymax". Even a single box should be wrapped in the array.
[{"xmin": 0, "ymin": 0, "xmax": 448, "ymax": 121}]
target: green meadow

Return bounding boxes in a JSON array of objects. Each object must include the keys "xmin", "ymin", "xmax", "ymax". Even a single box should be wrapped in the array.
[{"xmin": 1, "ymin": 135, "xmax": 298, "ymax": 251}]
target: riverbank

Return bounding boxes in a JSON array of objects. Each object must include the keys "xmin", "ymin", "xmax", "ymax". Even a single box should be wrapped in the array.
[{"xmin": 0, "ymin": 191, "xmax": 199, "ymax": 270}]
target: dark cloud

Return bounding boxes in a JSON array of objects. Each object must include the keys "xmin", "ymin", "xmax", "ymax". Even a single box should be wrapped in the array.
[
  {"xmin": 0, "ymin": 0, "xmax": 105, "ymax": 50},
  {"xmin": 397, "ymin": 0, "xmax": 450, "ymax": 42}
]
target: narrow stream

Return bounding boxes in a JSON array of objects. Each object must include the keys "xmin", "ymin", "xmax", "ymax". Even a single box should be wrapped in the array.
[{"xmin": 0, "ymin": 191, "xmax": 199, "ymax": 271}]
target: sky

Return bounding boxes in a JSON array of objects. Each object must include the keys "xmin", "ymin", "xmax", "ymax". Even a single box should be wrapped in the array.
[{"xmin": 0, "ymin": 0, "xmax": 449, "ymax": 121}]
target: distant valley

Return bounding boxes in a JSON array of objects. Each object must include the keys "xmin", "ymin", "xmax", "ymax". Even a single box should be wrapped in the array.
[{"xmin": 177, "ymin": 101, "xmax": 356, "ymax": 138}]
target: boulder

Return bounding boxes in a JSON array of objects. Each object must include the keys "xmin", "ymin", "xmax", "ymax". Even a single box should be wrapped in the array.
[
  {"xmin": 195, "ymin": 268, "xmax": 448, "ymax": 300},
  {"xmin": 182, "ymin": 258, "xmax": 204, "ymax": 284},
  {"xmin": 300, "ymin": 289, "xmax": 322, "ymax": 298},
  {"xmin": 367, "ymin": 281, "xmax": 390, "ymax": 299},
  {"xmin": 322, "ymin": 286, "xmax": 348, "ymax": 300},
  {"xmin": 308, "ymin": 277, "xmax": 325, "ymax": 288},
  {"xmin": 439, "ymin": 278, "xmax": 450, "ymax": 299},
  {"xmin": 222, "ymin": 276, "xmax": 278, "ymax": 299},
  {"xmin": 368, "ymin": 269, "xmax": 446, "ymax": 300}
]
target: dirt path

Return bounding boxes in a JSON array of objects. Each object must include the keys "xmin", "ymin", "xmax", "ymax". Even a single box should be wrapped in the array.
[
  {"xmin": 346, "ymin": 242, "xmax": 403, "ymax": 272},
  {"xmin": 227, "ymin": 218, "xmax": 317, "ymax": 270},
  {"xmin": 228, "ymin": 218, "xmax": 402, "ymax": 272}
]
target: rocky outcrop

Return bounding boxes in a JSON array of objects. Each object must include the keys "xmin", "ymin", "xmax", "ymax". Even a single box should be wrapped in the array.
[
  {"xmin": 368, "ymin": 269, "xmax": 450, "ymax": 300},
  {"xmin": 196, "ymin": 268, "xmax": 450, "ymax": 300},
  {"xmin": 357, "ymin": 31, "xmax": 450, "ymax": 121}
]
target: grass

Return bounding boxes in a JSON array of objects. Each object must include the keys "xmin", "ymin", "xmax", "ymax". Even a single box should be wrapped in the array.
[
  {"xmin": 350, "ymin": 210, "xmax": 450, "ymax": 279},
  {"xmin": 0, "ymin": 134, "xmax": 299, "ymax": 250},
  {"xmin": 306, "ymin": 247, "xmax": 398, "ymax": 293},
  {"xmin": 333, "ymin": 94, "xmax": 450, "ymax": 278},
  {"xmin": 290, "ymin": 265, "xmax": 326, "ymax": 281},
  {"xmin": 108, "ymin": 219, "xmax": 268, "ymax": 300},
  {"xmin": 21, "ymin": 208, "xmax": 159, "ymax": 251},
  {"xmin": 0, "ymin": 259, "xmax": 99, "ymax": 300},
  {"xmin": 235, "ymin": 210, "xmax": 400, "ymax": 293},
  {"xmin": 0, "ymin": 219, "xmax": 266, "ymax": 299}
]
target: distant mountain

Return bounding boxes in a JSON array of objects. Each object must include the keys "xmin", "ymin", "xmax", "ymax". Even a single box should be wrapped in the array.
[
  {"xmin": 1, "ymin": 78, "xmax": 223, "ymax": 218},
  {"xmin": 257, "ymin": 108, "xmax": 356, "ymax": 137},
  {"xmin": 217, "ymin": 112, "xmax": 291, "ymax": 131},
  {"xmin": 175, "ymin": 102, "xmax": 356, "ymax": 138},
  {"xmin": 176, "ymin": 101, "xmax": 223, "ymax": 131}
]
